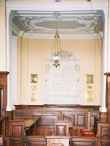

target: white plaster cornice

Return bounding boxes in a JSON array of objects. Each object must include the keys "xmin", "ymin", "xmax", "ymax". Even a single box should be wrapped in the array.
[
  {"xmin": 23, "ymin": 33, "xmax": 101, "ymax": 40},
  {"xmin": 6, "ymin": 0, "xmax": 106, "ymax": 12}
]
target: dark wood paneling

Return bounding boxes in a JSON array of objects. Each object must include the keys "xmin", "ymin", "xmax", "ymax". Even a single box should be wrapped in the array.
[
  {"xmin": 97, "ymin": 73, "xmax": 110, "ymax": 146},
  {"xmin": 0, "ymin": 72, "xmax": 9, "ymax": 113},
  {"xmin": 46, "ymin": 136, "xmax": 69, "ymax": 146},
  {"xmin": 76, "ymin": 112, "xmax": 88, "ymax": 128},
  {"xmin": 0, "ymin": 71, "xmax": 9, "ymax": 136},
  {"xmin": 70, "ymin": 137, "xmax": 97, "ymax": 146},
  {"xmin": 5, "ymin": 105, "xmax": 101, "ymax": 146},
  {"xmin": 8, "ymin": 136, "xmax": 46, "ymax": 146},
  {"xmin": 6, "ymin": 136, "xmax": 98, "ymax": 146},
  {"xmin": 97, "ymin": 123, "xmax": 110, "ymax": 139},
  {"xmin": 14, "ymin": 105, "xmax": 99, "ymax": 130},
  {"xmin": 100, "ymin": 141, "xmax": 110, "ymax": 146},
  {"xmin": 34, "ymin": 126, "xmax": 55, "ymax": 136},
  {"xmin": 97, "ymin": 123, "xmax": 110, "ymax": 146},
  {"xmin": 56, "ymin": 124, "xmax": 66, "ymax": 136},
  {"xmin": 8, "ymin": 120, "xmax": 25, "ymax": 137},
  {"xmin": 27, "ymin": 136, "xmax": 46, "ymax": 146},
  {"xmin": 9, "ymin": 137, "xmax": 28, "ymax": 146},
  {"xmin": 39, "ymin": 115, "xmax": 57, "ymax": 126}
]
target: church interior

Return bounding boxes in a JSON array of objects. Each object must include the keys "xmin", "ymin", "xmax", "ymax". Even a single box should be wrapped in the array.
[{"xmin": 0, "ymin": 0, "xmax": 110, "ymax": 146}]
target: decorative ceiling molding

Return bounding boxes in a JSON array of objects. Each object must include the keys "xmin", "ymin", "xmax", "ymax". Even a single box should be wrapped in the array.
[
  {"xmin": 23, "ymin": 33, "xmax": 101, "ymax": 40},
  {"xmin": 11, "ymin": 10, "xmax": 104, "ymax": 38}
]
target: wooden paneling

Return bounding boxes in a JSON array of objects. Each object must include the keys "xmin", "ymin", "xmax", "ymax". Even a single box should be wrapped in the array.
[
  {"xmin": 34, "ymin": 126, "xmax": 55, "ymax": 136},
  {"xmin": 76, "ymin": 112, "xmax": 88, "ymax": 128},
  {"xmin": 0, "ymin": 72, "xmax": 8, "ymax": 113},
  {"xmin": 8, "ymin": 136, "xmax": 46, "ymax": 146},
  {"xmin": 9, "ymin": 140, "xmax": 27, "ymax": 146},
  {"xmin": 5, "ymin": 105, "xmax": 101, "ymax": 146},
  {"xmin": 27, "ymin": 136, "xmax": 46, "ymax": 146},
  {"xmin": 0, "ymin": 71, "xmax": 9, "ymax": 136},
  {"xmin": 46, "ymin": 136, "xmax": 69, "ymax": 146},
  {"xmin": 97, "ymin": 123, "xmax": 110, "ymax": 139},
  {"xmin": 70, "ymin": 137, "xmax": 97, "ymax": 146},
  {"xmin": 7, "ymin": 136, "xmax": 97, "ymax": 146},
  {"xmin": 8, "ymin": 120, "xmax": 25, "ymax": 137},
  {"xmin": 55, "ymin": 121, "xmax": 72, "ymax": 136},
  {"xmin": 97, "ymin": 123, "xmax": 110, "ymax": 146},
  {"xmin": 98, "ymin": 73, "xmax": 110, "ymax": 146},
  {"xmin": 99, "ymin": 141, "xmax": 110, "ymax": 146},
  {"xmin": 14, "ymin": 105, "xmax": 99, "ymax": 130},
  {"xmin": 39, "ymin": 115, "xmax": 57, "ymax": 126}
]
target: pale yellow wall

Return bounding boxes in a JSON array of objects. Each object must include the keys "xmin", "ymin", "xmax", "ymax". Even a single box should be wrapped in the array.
[
  {"xmin": 17, "ymin": 37, "xmax": 101, "ymax": 105},
  {"xmin": 0, "ymin": 0, "xmax": 108, "ymax": 109},
  {"xmin": 0, "ymin": 0, "xmax": 6, "ymax": 70}
]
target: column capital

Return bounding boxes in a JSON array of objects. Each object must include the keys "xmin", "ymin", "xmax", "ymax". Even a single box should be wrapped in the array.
[{"xmin": 100, "ymin": 106, "xmax": 107, "ymax": 112}]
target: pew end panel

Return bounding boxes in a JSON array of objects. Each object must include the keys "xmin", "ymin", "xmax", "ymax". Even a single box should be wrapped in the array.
[{"xmin": 8, "ymin": 120, "xmax": 25, "ymax": 137}]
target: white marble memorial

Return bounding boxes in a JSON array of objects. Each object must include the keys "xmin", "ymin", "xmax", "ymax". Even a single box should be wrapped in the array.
[{"xmin": 42, "ymin": 53, "xmax": 83, "ymax": 104}]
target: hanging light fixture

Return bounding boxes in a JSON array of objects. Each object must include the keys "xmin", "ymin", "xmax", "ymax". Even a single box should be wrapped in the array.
[
  {"xmin": 52, "ymin": 31, "xmax": 61, "ymax": 68},
  {"xmin": 52, "ymin": 13, "xmax": 62, "ymax": 68}
]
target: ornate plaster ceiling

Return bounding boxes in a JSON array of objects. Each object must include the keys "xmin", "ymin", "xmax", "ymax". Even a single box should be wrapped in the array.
[{"xmin": 11, "ymin": 10, "xmax": 104, "ymax": 38}]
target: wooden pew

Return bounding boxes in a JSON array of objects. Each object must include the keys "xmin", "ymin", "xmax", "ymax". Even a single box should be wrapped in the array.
[
  {"xmin": 14, "ymin": 105, "xmax": 99, "ymax": 131},
  {"xmin": 8, "ymin": 118, "xmax": 40, "ymax": 137},
  {"xmin": 8, "ymin": 120, "xmax": 25, "ymax": 137},
  {"xmin": 70, "ymin": 137, "xmax": 97, "ymax": 146},
  {"xmin": 5, "ymin": 105, "xmax": 100, "ymax": 146},
  {"xmin": 55, "ymin": 120, "xmax": 72, "ymax": 136},
  {"xmin": 6, "ymin": 136, "xmax": 46, "ymax": 146},
  {"xmin": 46, "ymin": 136, "xmax": 69, "ymax": 146}
]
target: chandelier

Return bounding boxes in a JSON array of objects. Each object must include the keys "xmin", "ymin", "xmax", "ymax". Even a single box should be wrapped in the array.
[{"xmin": 52, "ymin": 28, "xmax": 62, "ymax": 68}]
